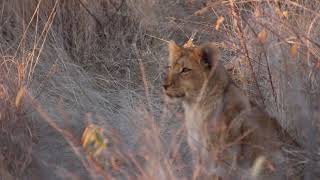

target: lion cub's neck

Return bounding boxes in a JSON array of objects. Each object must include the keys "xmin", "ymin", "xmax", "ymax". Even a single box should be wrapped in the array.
[
  {"xmin": 183, "ymin": 68, "xmax": 250, "ymax": 151},
  {"xmin": 183, "ymin": 91, "xmax": 224, "ymax": 125},
  {"xmin": 183, "ymin": 65, "xmax": 233, "ymax": 124},
  {"xmin": 182, "ymin": 71, "xmax": 226, "ymax": 150}
]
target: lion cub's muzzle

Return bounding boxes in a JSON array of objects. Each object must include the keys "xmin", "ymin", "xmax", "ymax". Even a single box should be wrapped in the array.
[
  {"xmin": 162, "ymin": 83, "xmax": 170, "ymax": 91},
  {"xmin": 163, "ymin": 82, "xmax": 185, "ymax": 98}
]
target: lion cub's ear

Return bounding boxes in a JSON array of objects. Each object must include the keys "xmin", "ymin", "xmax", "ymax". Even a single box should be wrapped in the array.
[
  {"xmin": 199, "ymin": 43, "xmax": 220, "ymax": 69},
  {"xmin": 168, "ymin": 41, "xmax": 182, "ymax": 61}
]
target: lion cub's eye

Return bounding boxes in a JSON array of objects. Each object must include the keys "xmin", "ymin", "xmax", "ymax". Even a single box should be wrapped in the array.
[{"xmin": 181, "ymin": 68, "xmax": 192, "ymax": 74}]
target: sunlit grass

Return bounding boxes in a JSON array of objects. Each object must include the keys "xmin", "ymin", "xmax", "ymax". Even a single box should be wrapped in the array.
[{"xmin": 0, "ymin": 0, "xmax": 319, "ymax": 179}]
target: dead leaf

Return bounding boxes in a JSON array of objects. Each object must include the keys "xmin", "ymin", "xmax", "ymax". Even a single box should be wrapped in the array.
[
  {"xmin": 282, "ymin": 11, "xmax": 289, "ymax": 19},
  {"xmin": 93, "ymin": 143, "xmax": 107, "ymax": 156},
  {"xmin": 183, "ymin": 39, "xmax": 194, "ymax": 48},
  {"xmin": 81, "ymin": 124, "xmax": 108, "ymax": 157},
  {"xmin": 257, "ymin": 29, "xmax": 268, "ymax": 44},
  {"xmin": 254, "ymin": 8, "xmax": 261, "ymax": 18},
  {"xmin": 81, "ymin": 125, "xmax": 97, "ymax": 149},
  {"xmin": 290, "ymin": 43, "xmax": 299, "ymax": 57},
  {"xmin": 215, "ymin": 16, "xmax": 224, "ymax": 30},
  {"xmin": 15, "ymin": 87, "xmax": 25, "ymax": 107}
]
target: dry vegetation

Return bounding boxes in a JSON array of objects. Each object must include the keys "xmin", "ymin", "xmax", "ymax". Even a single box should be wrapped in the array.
[{"xmin": 0, "ymin": 0, "xmax": 320, "ymax": 179}]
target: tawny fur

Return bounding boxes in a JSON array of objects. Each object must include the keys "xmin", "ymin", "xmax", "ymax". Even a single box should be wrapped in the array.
[{"xmin": 163, "ymin": 41, "xmax": 300, "ymax": 180}]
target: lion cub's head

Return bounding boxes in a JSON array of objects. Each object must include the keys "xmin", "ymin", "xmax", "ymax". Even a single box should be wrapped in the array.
[{"xmin": 163, "ymin": 41, "xmax": 226, "ymax": 103}]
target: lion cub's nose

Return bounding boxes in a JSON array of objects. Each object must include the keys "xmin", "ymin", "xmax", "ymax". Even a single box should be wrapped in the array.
[{"xmin": 163, "ymin": 83, "xmax": 170, "ymax": 90}]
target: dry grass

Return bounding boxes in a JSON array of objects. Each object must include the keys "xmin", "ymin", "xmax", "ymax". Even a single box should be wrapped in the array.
[
  {"xmin": 0, "ymin": 63, "xmax": 34, "ymax": 179},
  {"xmin": 0, "ymin": 0, "xmax": 319, "ymax": 179}
]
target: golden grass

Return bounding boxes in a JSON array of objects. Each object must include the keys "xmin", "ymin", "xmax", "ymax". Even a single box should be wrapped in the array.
[{"xmin": 0, "ymin": 0, "xmax": 319, "ymax": 179}]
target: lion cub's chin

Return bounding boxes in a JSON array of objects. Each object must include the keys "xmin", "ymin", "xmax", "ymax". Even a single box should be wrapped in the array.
[
  {"xmin": 164, "ymin": 92, "xmax": 185, "ymax": 103},
  {"xmin": 165, "ymin": 91, "xmax": 185, "ymax": 98}
]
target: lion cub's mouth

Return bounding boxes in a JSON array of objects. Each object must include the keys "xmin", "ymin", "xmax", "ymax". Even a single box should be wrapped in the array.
[{"xmin": 165, "ymin": 91, "xmax": 185, "ymax": 98}]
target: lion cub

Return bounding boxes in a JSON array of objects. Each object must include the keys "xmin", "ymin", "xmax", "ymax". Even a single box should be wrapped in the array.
[{"xmin": 163, "ymin": 41, "xmax": 300, "ymax": 179}]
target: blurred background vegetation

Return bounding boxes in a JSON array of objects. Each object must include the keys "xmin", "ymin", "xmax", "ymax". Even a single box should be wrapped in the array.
[{"xmin": 0, "ymin": 0, "xmax": 319, "ymax": 179}]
